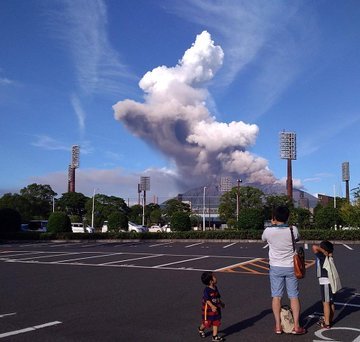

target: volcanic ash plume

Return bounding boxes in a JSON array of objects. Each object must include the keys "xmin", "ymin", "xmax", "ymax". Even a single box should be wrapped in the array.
[{"xmin": 113, "ymin": 31, "xmax": 275, "ymax": 187}]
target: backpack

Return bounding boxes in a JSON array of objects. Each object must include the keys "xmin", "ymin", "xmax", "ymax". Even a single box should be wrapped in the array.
[{"xmin": 280, "ymin": 305, "xmax": 294, "ymax": 333}]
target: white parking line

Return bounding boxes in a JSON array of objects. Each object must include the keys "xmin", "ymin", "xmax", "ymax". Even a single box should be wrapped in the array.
[
  {"xmin": 0, "ymin": 321, "xmax": 62, "ymax": 339},
  {"xmin": 12, "ymin": 252, "xmax": 79, "ymax": 261},
  {"xmin": 342, "ymin": 244, "xmax": 354, "ymax": 250},
  {"xmin": 56, "ymin": 252, "xmax": 124, "ymax": 263},
  {"xmin": 0, "ymin": 312, "xmax": 16, "ymax": 318},
  {"xmin": 304, "ymin": 243, "xmax": 308, "ymax": 250},
  {"xmin": 185, "ymin": 242, "xmax": 204, "ymax": 248},
  {"xmin": 100, "ymin": 254, "xmax": 164, "ymax": 265},
  {"xmin": 148, "ymin": 242, "xmax": 173, "ymax": 248},
  {"xmin": 223, "ymin": 243, "xmax": 236, "ymax": 249},
  {"xmin": 262, "ymin": 244, "xmax": 268, "ymax": 249},
  {"xmin": 334, "ymin": 301, "xmax": 360, "ymax": 308},
  {"xmin": 154, "ymin": 255, "xmax": 209, "ymax": 268}
]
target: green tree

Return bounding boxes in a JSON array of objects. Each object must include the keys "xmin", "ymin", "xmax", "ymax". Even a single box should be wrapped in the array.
[
  {"xmin": 219, "ymin": 186, "xmax": 264, "ymax": 223},
  {"xmin": 351, "ymin": 183, "xmax": 360, "ymax": 205},
  {"xmin": 237, "ymin": 208, "xmax": 264, "ymax": 230},
  {"xmin": 20, "ymin": 183, "xmax": 56, "ymax": 219},
  {"xmin": 108, "ymin": 211, "xmax": 128, "ymax": 231},
  {"xmin": 0, "ymin": 208, "xmax": 22, "ymax": 232},
  {"xmin": 57, "ymin": 192, "xmax": 88, "ymax": 217},
  {"xmin": 289, "ymin": 208, "xmax": 312, "ymax": 229},
  {"xmin": 84, "ymin": 194, "xmax": 129, "ymax": 228},
  {"xmin": 313, "ymin": 205, "xmax": 342, "ymax": 229},
  {"xmin": 264, "ymin": 195, "xmax": 292, "ymax": 220},
  {"xmin": 170, "ymin": 212, "xmax": 191, "ymax": 231},
  {"xmin": 47, "ymin": 212, "xmax": 72, "ymax": 233},
  {"xmin": 162, "ymin": 199, "xmax": 191, "ymax": 222},
  {"xmin": 0, "ymin": 193, "xmax": 32, "ymax": 222},
  {"xmin": 129, "ymin": 204, "xmax": 143, "ymax": 225},
  {"xmin": 340, "ymin": 202, "xmax": 360, "ymax": 228}
]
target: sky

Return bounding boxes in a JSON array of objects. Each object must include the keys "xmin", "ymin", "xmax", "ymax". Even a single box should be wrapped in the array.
[{"xmin": 1, "ymin": 0, "xmax": 360, "ymax": 204}]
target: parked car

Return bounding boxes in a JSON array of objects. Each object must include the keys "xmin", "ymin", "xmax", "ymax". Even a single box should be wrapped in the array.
[
  {"xmin": 71, "ymin": 223, "xmax": 94, "ymax": 233},
  {"xmin": 148, "ymin": 225, "xmax": 164, "ymax": 233},
  {"xmin": 102, "ymin": 221, "xmax": 109, "ymax": 233},
  {"xmin": 27, "ymin": 220, "xmax": 48, "ymax": 232},
  {"xmin": 128, "ymin": 221, "xmax": 148, "ymax": 233},
  {"xmin": 162, "ymin": 224, "xmax": 171, "ymax": 232}
]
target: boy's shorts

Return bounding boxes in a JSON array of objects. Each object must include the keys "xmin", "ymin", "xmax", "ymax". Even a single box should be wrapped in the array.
[
  {"xmin": 203, "ymin": 320, "xmax": 221, "ymax": 328},
  {"xmin": 320, "ymin": 283, "xmax": 334, "ymax": 303},
  {"xmin": 269, "ymin": 266, "xmax": 299, "ymax": 298}
]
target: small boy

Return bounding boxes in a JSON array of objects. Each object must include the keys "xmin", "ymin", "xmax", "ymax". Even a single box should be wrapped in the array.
[
  {"xmin": 198, "ymin": 271, "xmax": 225, "ymax": 341},
  {"xmin": 312, "ymin": 240, "xmax": 337, "ymax": 329}
]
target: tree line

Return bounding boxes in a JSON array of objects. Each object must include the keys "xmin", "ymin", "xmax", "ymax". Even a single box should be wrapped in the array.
[{"xmin": 1, "ymin": 183, "xmax": 360, "ymax": 232}]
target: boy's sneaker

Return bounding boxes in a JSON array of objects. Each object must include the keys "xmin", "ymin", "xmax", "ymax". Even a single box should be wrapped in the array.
[
  {"xmin": 212, "ymin": 335, "xmax": 225, "ymax": 341},
  {"xmin": 198, "ymin": 327, "xmax": 205, "ymax": 338}
]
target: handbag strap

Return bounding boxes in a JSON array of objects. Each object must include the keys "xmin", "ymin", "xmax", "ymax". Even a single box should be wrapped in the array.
[{"xmin": 289, "ymin": 226, "xmax": 296, "ymax": 252}]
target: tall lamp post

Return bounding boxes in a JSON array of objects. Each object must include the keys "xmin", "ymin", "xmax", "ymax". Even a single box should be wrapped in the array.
[
  {"xmin": 342, "ymin": 161, "xmax": 350, "ymax": 203},
  {"xmin": 203, "ymin": 186, "xmax": 206, "ymax": 231},
  {"xmin": 280, "ymin": 131, "xmax": 296, "ymax": 201}
]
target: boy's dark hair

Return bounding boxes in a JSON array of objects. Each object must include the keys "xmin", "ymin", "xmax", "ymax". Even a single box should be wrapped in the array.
[
  {"xmin": 320, "ymin": 240, "xmax": 334, "ymax": 253},
  {"xmin": 273, "ymin": 205, "xmax": 290, "ymax": 223},
  {"xmin": 201, "ymin": 271, "xmax": 214, "ymax": 286}
]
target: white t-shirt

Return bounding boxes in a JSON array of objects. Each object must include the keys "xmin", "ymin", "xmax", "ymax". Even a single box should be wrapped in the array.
[{"xmin": 262, "ymin": 225, "xmax": 299, "ymax": 267}]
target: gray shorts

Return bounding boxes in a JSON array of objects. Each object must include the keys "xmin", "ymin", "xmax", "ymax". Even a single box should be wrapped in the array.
[{"xmin": 320, "ymin": 283, "xmax": 334, "ymax": 303}]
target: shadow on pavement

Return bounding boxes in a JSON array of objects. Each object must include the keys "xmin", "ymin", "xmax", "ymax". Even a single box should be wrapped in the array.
[
  {"xmin": 221, "ymin": 309, "xmax": 272, "ymax": 338},
  {"xmin": 301, "ymin": 287, "xmax": 359, "ymax": 330}
]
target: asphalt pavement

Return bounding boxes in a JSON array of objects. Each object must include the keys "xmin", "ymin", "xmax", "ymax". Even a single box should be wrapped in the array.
[{"xmin": 0, "ymin": 240, "xmax": 359, "ymax": 341}]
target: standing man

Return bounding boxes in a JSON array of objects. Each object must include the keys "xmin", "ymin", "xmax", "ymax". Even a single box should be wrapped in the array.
[{"xmin": 262, "ymin": 205, "xmax": 306, "ymax": 335}]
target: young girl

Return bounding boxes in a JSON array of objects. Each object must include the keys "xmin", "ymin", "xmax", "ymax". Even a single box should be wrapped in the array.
[{"xmin": 198, "ymin": 271, "xmax": 225, "ymax": 341}]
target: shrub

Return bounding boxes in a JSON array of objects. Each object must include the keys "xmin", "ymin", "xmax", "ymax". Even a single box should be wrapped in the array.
[
  {"xmin": 47, "ymin": 212, "xmax": 72, "ymax": 233},
  {"xmin": 108, "ymin": 212, "xmax": 128, "ymax": 232},
  {"xmin": 0, "ymin": 208, "xmax": 21, "ymax": 233},
  {"xmin": 170, "ymin": 212, "xmax": 191, "ymax": 231}
]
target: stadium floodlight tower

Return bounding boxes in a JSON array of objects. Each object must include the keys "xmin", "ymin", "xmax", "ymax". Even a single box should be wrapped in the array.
[
  {"xmin": 139, "ymin": 176, "xmax": 150, "ymax": 226},
  {"xmin": 342, "ymin": 161, "xmax": 350, "ymax": 203},
  {"xmin": 280, "ymin": 131, "xmax": 296, "ymax": 201},
  {"xmin": 68, "ymin": 145, "xmax": 80, "ymax": 193}
]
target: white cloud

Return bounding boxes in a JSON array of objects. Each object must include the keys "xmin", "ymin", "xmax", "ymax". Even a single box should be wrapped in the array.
[
  {"xmin": 71, "ymin": 94, "xmax": 86, "ymax": 134},
  {"xmin": 48, "ymin": 0, "xmax": 136, "ymax": 96},
  {"xmin": 31, "ymin": 135, "xmax": 70, "ymax": 151}
]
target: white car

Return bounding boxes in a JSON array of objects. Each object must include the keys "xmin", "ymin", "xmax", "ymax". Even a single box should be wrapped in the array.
[
  {"xmin": 148, "ymin": 225, "xmax": 164, "ymax": 233},
  {"xmin": 71, "ymin": 223, "xmax": 94, "ymax": 233},
  {"xmin": 128, "ymin": 221, "xmax": 148, "ymax": 233}
]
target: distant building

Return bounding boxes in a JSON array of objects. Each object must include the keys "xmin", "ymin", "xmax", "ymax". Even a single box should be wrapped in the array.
[
  {"xmin": 318, "ymin": 194, "xmax": 334, "ymax": 207},
  {"xmin": 298, "ymin": 191, "xmax": 309, "ymax": 209}
]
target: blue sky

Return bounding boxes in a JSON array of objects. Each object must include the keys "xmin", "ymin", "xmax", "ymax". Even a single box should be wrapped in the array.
[{"xmin": 1, "ymin": 0, "xmax": 359, "ymax": 203}]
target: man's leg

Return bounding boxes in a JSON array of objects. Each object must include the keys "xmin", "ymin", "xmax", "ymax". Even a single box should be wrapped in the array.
[
  {"xmin": 272, "ymin": 296, "xmax": 282, "ymax": 329},
  {"xmin": 290, "ymin": 297, "xmax": 301, "ymax": 329}
]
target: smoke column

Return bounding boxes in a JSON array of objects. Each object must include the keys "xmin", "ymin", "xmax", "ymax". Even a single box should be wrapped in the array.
[{"xmin": 113, "ymin": 31, "xmax": 275, "ymax": 188}]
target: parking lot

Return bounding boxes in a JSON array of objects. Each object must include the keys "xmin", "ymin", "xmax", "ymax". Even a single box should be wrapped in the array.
[{"xmin": 1, "ymin": 240, "xmax": 359, "ymax": 341}]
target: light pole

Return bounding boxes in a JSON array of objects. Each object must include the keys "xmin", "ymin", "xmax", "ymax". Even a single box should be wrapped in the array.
[
  {"xmin": 236, "ymin": 179, "xmax": 242, "ymax": 222},
  {"xmin": 280, "ymin": 131, "xmax": 296, "ymax": 201},
  {"xmin": 203, "ymin": 186, "xmax": 206, "ymax": 231},
  {"xmin": 91, "ymin": 188, "xmax": 97, "ymax": 228}
]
